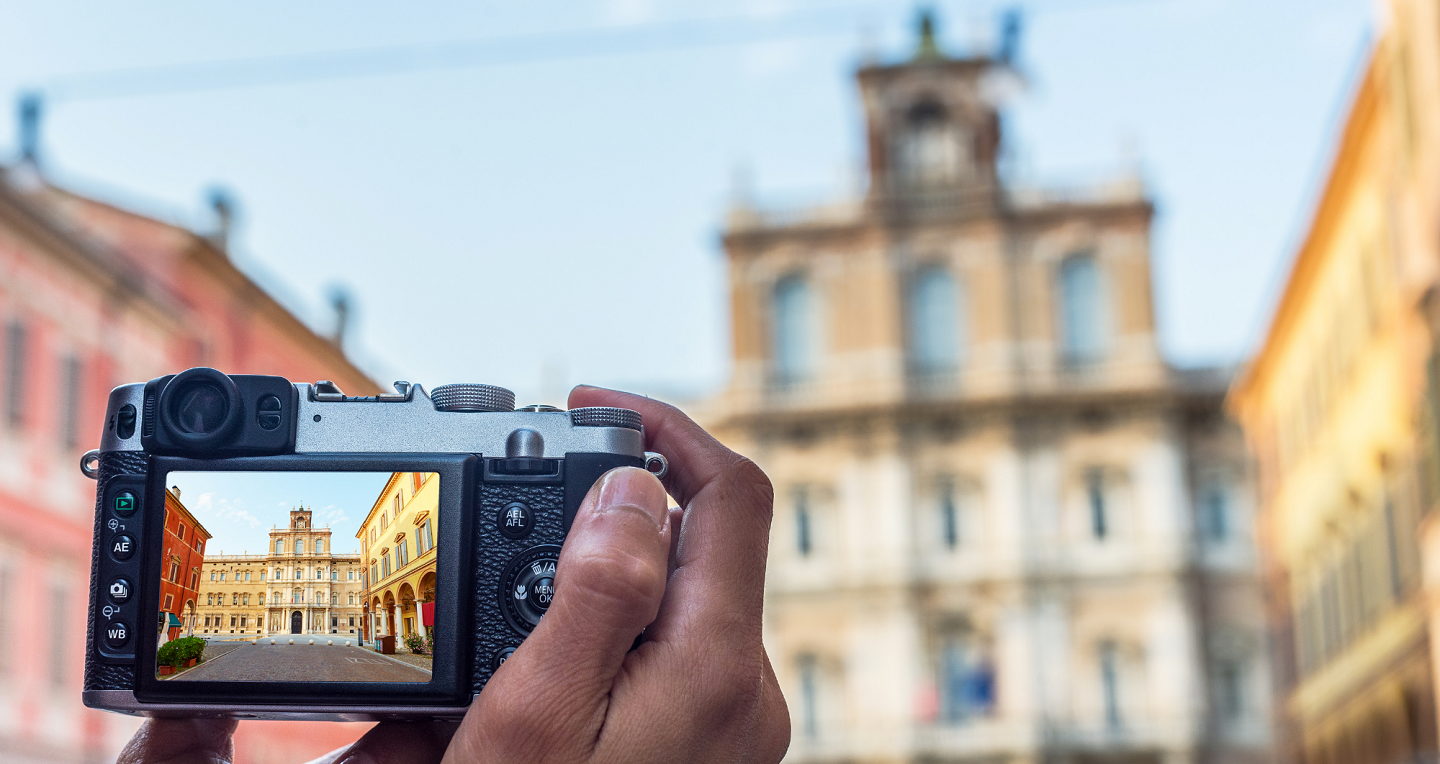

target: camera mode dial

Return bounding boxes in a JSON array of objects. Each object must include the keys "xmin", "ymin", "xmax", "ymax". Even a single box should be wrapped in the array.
[{"xmin": 431, "ymin": 384, "xmax": 516, "ymax": 413}]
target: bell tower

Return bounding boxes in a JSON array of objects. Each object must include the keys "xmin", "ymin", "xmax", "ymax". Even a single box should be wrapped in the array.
[
  {"xmin": 290, "ymin": 505, "xmax": 312, "ymax": 530},
  {"xmin": 857, "ymin": 11, "xmax": 1010, "ymax": 200}
]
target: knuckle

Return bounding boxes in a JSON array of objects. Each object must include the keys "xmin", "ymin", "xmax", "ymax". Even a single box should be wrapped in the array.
[
  {"xmin": 720, "ymin": 455, "xmax": 775, "ymax": 517},
  {"xmin": 563, "ymin": 545, "xmax": 667, "ymax": 614}
]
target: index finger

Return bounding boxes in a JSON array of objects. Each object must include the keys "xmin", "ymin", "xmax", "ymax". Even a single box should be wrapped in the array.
[
  {"xmin": 567, "ymin": 386, "xmax": 774, "ymax": 621},
  {"xmin": 568, "ymin": 385, "xmax": 740, "ymax": 511}
]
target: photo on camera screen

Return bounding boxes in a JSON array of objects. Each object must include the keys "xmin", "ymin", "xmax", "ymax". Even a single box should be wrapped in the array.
[{"xmin": 153, "ymin": 471, "xmax": 439, "ymax": 683}]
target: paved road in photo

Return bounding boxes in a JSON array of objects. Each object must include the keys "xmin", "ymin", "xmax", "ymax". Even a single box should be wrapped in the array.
[{"xmin": 173, "ymin": 643, "xmax": 431, "ymax": 682}]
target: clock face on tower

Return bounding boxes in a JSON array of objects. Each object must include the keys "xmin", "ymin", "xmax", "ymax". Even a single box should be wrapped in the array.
[{"xmin": 892, "ymin": 101, "xmax": 972, "ymax": 188}]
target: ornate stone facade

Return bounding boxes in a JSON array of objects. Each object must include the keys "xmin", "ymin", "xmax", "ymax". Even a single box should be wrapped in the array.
[{"xmin": 194, "ymin": 506, "xmax": 365, "ymax": 638}]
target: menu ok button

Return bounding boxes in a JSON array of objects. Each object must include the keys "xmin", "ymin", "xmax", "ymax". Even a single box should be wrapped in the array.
[{"xmin": 110, "ymin": 534, "xmax": 135, "ymax": 561}]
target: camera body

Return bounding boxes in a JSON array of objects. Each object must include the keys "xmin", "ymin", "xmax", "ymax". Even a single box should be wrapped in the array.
[{"xmin": 81, "ymin": 368, "xmax": 664, "ymax": 721}]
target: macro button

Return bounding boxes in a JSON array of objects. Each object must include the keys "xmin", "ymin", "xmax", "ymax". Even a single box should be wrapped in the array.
[
  {"xmin": 104, "ymin": 621, "xmax": 131, "ymax": 649},
  {"xmin": 257, "ymin": 395, "xmax": 283, "ymax": 430},
  {"xmin": 497, "ymin": 502, "xmax": 533, "ymax": 540},
  {"xmin": 110, "ymin": 534, "xmax": 136, "ymax": 562},
  {"xmin": 108, "ymin": 578, "xmax": 132, "ymax": 605},
  {"xmin": 113, "ymin": 491, "xmax": 137, "ymax": 517}
]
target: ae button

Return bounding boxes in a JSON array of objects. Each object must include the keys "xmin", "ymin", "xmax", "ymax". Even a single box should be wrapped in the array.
[{"xmin": 110, "ymin": 534, "xmax": 135, "ymax": 561}]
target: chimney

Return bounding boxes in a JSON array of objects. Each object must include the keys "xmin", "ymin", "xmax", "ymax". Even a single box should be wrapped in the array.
[
  {"xmin": 998, "ymin": 8, "xmax": 1022, "ymax": 64},
  {"xmin": 327, "ymin": 285, "xmax": 352, "ymax": 348},
  {"xmin": 171, "ymin": 485, "xmax": 182, "ymax": 499},
  {"xmin": 17, "ymin": 92, "xmax": 41, "ymax": 166},
  {"xmin": 207, "ymin": 187, "xmax": 236, "ymax": 254}
]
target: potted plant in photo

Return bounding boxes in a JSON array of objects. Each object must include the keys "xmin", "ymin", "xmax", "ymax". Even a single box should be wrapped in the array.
[
  {"xmin": 156, "ymin": 640, "xmax": 180, "ymax": 677},
  {"xmin": 403, "ymin": 633, "xmax": 427, "ymax": 655}
]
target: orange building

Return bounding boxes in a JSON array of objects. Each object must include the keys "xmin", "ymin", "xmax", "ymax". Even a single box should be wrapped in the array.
[
  {"xmin": 0, "ymin": 154, "xmax": 381, "ymax": 763},
  {"xmin": 158, "ymin": 488, "xmax": 210, "ymax": 642}
]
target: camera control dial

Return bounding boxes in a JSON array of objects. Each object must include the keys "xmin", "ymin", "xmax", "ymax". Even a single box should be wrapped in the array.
[{"xmin": 430, "ymin": 384, "xmax": 516, "ymax": 413}]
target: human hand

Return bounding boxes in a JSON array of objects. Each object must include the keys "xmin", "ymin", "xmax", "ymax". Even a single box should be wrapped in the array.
[{"xmin": 117, "ymin": 386, "xmax": 788, "ymax": 764}]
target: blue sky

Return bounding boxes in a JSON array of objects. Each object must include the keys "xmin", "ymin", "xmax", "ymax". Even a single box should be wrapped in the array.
[
  {"xmin": 0, "ymin": 0, "xmax": 1373, "ymax": 402},
  {"xmin": 168, "ymin": 471, "xmax": 393, "ymax": 556}
]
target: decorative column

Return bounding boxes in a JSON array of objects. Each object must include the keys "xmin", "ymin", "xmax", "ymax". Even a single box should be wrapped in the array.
[
  {"xmin": 416, "ymin": 603, "xmax": 427, "ymax": 639},
  {"xmin": 394, "ymin": 605, "xmax": 404, "ymax": 640}
]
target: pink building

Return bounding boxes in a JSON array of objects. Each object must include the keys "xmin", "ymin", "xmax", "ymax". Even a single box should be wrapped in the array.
[{"xmin": 0, "ymin": 163, "xmax": 379, "ymax": 762}]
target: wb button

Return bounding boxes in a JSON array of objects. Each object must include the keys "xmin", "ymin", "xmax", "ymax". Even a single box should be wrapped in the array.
[
  {"xmin": 104, "ymin": 621, "xmax": 130, "ymax": 649},
  {"xmin": 110, "ymin": 534, "xmax": 135, "ymax": 561}
]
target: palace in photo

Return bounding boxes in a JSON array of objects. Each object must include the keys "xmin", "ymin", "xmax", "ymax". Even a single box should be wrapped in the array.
[
  {"xmin": 705, "ymin": 14, "xmax": 1270, "ymax": 764},
  {"xmin": 192, "ymin": 501, "xmax": 365, "ymax": 637},
  {"xmin": 357, "ymin": 472, "xmax": 438, "ymax": 648}
]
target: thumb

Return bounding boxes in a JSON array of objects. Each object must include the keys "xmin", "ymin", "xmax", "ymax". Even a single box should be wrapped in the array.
[{"xmin": 453, "ymin": 467, "xmax": 670, "ymax": 759}]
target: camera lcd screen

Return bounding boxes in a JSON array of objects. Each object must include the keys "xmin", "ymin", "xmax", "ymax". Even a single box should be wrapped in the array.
[{"xmin": 153, "ymin": 470, "xmax": 440, "ymax": 683}]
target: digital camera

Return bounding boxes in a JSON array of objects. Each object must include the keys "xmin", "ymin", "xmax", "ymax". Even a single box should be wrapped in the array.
[{"xmin": 80, "ymin": 367, "xmax": 666, "ymax": 721}]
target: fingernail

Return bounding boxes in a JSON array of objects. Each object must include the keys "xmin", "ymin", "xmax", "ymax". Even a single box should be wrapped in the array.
[{"xmin": 594, "ymin": 467, "xmax": 668, "ymax": 532}]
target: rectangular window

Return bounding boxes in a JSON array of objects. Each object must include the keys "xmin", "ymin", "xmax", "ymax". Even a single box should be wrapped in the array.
[
  {"xmin": 1216, "ymin": 660, "xmax": 1244, "ymax": 721},
  {"xmin": 164, "ymin": 593, "xmax": 174, "ymax": 610},
  {"xmin": 260, "ymin": 570, "xmax": 266, "ymax": 581},
  {"xmin": 169, "ymin": 562, "xmax": 179, "ymax": 582},
  {"xmin": 332, "ymin": 592, "xmax": 339, "ymax": 605},
  {"xmin": 1099, "ymin": 641, "xmax": 1121, "ymax": 729},
  {"xmin": 413, "ymin": 472, "xmax": 423, "ymax": 491},
  {"xmin": 59, "ymin": 354, "xmax": 82, "ymax": 449},
  {"xmin": 5, "ymin": 321, "xmax": 27, "ymax": 428},
  {"xmin": 191, "ymin": 571, "xmax": 198, "ymax": 589},
  {"xmin": 397, "ymin": 539, "xmax": 409, "ymax": 567},
  {"xmin": 371, "ymin": 564, "xmax": 378, "ymax": 584},
  {"xmin": 798, "ymin": 654, "xmax": 819, "ymax": 739},
  {"xmin": 420, "ymin": 520, "xmax": 434, "ymax": 553},
  {"xmin": 939, "ymin": 479, "xmax": 958, "ymax": 549},
  {"xmin": 382, "ymin": 554, "xmax": 391, "ymax": 578},
  {"xmin": 348, "ymin": 570, "xmax": 355, "ymax": 580},
  {"xmin": 211, "ymin": 572, "xmax": 217, "ymax": 581},
  {"xmin": 349, "ymin": 616, "xmax": 355, "ymax": 626},
  {"xmin": 259, "ymin": 593, "xmax": 265, "ymax": 605},
  {"xmin": 49, "ymin": 585, "xmax": 66, "ymax": 687},
  {"xmin": 795, "ymin": 488, "xmax": 812, "ymax": 557},
  {"xmin": 295, "ymin": 569, "xmax": 302, "ymax": 580},
  {"xmin": 232, "ymin": 594, "xmax": 238, "ymax": 605},
  {"xmin": 1087, "ymin": 469, "xmax": 1107, "ymax": 540}
]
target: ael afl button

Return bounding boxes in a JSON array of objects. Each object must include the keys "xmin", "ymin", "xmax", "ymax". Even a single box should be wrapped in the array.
[
  {"xmin": 497, "ymin": 502, "xmax": 533, "ymax": 540},
  {"xmin": 257, "ymin": 394, "xmax": 283, "ymax": 431}
]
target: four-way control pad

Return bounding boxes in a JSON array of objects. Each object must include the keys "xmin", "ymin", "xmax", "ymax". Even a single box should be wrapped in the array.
[{"xmin": 500, "ymin": 545, "xmax": 560, "ymax": 635}]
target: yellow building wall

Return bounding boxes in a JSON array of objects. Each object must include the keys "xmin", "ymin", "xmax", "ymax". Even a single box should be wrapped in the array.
[{"xmin": 356, "ymin": 472, "xmax": 439, "ymax": 646}]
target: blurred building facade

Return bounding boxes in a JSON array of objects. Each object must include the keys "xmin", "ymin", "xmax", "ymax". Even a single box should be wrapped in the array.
[
  {"xmin": 0, "ymin": 161, "xmax": 379, "ymax": 762},
  {"xmin": 707, "ymin": 17, "xmax": 1271, "ymax": 764},
  {"xmin": 1229, "ymin": 1, "xmax": 1440, "ymax": 762}
]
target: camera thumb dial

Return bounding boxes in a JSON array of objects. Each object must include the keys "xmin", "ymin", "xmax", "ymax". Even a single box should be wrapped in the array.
[{"xmin": 430, "ymin": 384, "xmax": 516, "ymax": 412}]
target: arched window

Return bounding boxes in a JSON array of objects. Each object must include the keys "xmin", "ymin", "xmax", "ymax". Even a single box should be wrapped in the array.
[
  {"xmin": 1059, "ymin": 255, "xmax": 1108, "ymax": 362},
  {"xmin": 294, "ymin": 539, "xmax": 303, "ymax": 555},
  {"xmin": 894, "ymin": 101, "xmax": 964, "ymax": 187},
  {"xmin": 773, "ymin": 275, "xmax": 820, "ymax": 382},
  {"xmin": 908, "ymin": 266, "xmax": 962, "ymax": 372},
  {"xmin": 315, "ymin": 539, "xmax": 324, "ymax": 554}
]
